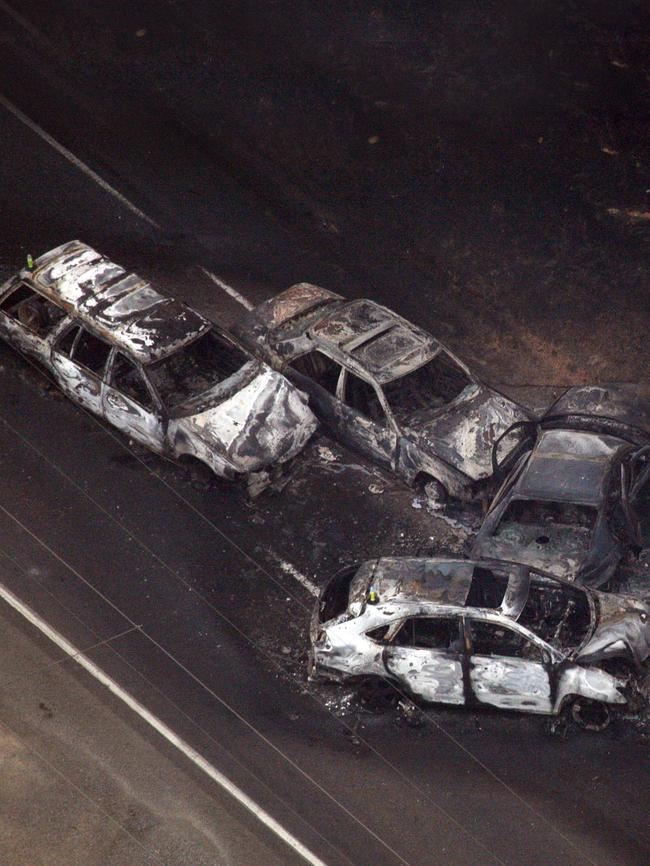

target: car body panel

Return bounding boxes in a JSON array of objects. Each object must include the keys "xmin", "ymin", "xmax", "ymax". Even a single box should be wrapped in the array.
[
  {"xmin": 472, "ymin": 424, "xmax": 647, "ymax": 587},
  {"xmin": 234, "ymin": 285, "xmax": 531, "ymax": 499},
  {"xmin": 311, "ymin": 558, "xmax": 648, "ymax": 719},
  {"xmin": 0, "ymin": 243, "xmax": 317, "ymax": 479}
]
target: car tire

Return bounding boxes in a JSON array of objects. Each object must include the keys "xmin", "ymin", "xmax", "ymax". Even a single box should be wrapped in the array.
[
  {"xmin": 417, "ymin": 474, "xmax": 447, "ymax": 505},
  {"xmin": 570, "ymin": 698, "xmax": 611, "ymax": 732}
]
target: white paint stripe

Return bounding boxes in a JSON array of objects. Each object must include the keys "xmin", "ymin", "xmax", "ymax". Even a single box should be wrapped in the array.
[
  {"xmin": 0, "ymin": 0, "xmax": 51, "ymax": 46},
  {"xmin": 200, "ymin": 267, "xmax": 254, "ymax": 311},
  {"xmin": 269, "ymin": 554, "xmax": 319, "ymax": 597},
  {"xmin": 0, "ymin": 92, "xmax": 256, "ymax": 315},
  {"xmin": 0, "ymin": 581, "xmax": 329, "ymax": 866},
  {"xmin": 0, "ymin": 92, "xmax": 161, "ymax": 229}
]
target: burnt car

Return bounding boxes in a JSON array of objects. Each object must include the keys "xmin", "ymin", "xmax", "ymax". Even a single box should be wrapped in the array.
[
  {"xmin": 232, "ymin": 283, "xmax": 531, "ymax": 500},
  {"xmin": 310, "ymin": 557, "xmax": 650, "ymax": 724},
  {"xmin": 471, "ymin": 386, "xmax": 650, "ymax": 588},
  {"xmin": 0, "ymin": 241, "xmax": 317, "ymax": 483}
]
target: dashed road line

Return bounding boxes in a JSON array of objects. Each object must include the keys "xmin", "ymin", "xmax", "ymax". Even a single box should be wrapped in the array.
[
  {"xmin": 268, "ymin": 553, "xmax": 320, "ymax": 597},
  {"xmin": 200, "ymin": 266, "xmax": 254, "ymax": 310}
]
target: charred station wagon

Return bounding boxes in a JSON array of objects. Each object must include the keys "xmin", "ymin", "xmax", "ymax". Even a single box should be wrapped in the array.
[
  {"xmin": 233, "ymin": 283, "xmax": 532, "ymax": 501},
  {"xmin": 310, "ymin": 557, "xmax": 650, "ymax": 724},
  {"xmin": 0, "ymin": 242, "xmax": 317, "ymax": 482}
]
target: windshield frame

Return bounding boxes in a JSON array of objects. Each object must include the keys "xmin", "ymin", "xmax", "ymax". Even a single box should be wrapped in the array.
[
  {"xmin": 380, "ymin": 346, "xmax": 476, "ymax": 429},
  {"xmin": 145, "ymin": 328, "xmax": 250, "ymax": 410}
]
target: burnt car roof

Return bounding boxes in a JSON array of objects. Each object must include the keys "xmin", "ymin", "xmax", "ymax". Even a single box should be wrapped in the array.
[
  {"xmin": 513, "ymin": 429, "xmax": 629, "ymax": 506},
  {"xmin": 27, "ymin": 241, "xmax": 211, "ymax": 363},
  {"xmin": 352, "ymin": 557, "xmax": 476, "ymax": 607},
  {"xmin": 545, "ymin": 385, "xmax": 650, "ymax": 444},
  {"xmin": 309, "ymin": 299, "xmax": 438, "ymax": 383}
]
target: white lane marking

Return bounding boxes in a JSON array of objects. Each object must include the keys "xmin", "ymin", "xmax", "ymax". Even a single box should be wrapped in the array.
[
  {"xmin": 199, "ymin": 267, "xmax": 254, "ymax": 311},
  {"xmin": 0, "ymin": 93, "xmax": 161, "ymax": 229},
  {"xmin": 0, "ymin": 0, "xmax": 52, "ymax": 46},
  {"xmin": 269, "ymin": 554, "xmax": 319, "ymax": 597},
  {"xmin": 0, "ymin": 580, "xmax": 329, "ymax": 866},
  {"xmin": 0, "ymin": 91, "xmax": 249, "ymax": 312}
]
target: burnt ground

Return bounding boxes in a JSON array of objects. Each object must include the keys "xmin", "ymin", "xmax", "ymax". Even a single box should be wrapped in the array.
[{"xmin": 1, "ymin": 2, "xmax": 650, "ymax": 865}]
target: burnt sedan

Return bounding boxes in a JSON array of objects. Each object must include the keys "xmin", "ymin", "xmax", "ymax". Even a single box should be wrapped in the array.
[
  {"xmin": 233, "ymin": 283, "xmax": 531, "ymax": 500},
  {"xmin": 471, "ymin": 386, "xmax": 650, "ymax": 588},
  {"xmin": 0, "ymin": 242, "xmax": 317, "ymax": 483},
  {"xmin": 310, "ymin": 557, "xmax": 649, "ymax": 725}
]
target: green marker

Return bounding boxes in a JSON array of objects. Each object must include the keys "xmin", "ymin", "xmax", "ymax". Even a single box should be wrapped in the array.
[{"xmin": 26, "ymin": 254, "xmax": 34, "ymax": 270}]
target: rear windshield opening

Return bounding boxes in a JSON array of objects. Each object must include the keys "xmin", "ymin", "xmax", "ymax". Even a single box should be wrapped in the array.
[
  {"xmin": 518, "ymin": 581, "xmax": 591, "ymax": 652},
  {"xmin": 497, "ymin": 500, "xmax": 597, "ymax": 534},
  {"xmin": 319, "ymin": 567, "xmax": 357, "ymax": 623},
  {"xmin": 147, "ymin": 330, "xmax": 248, "ymax": 407},
  {"xmin": 382, "ymin": 352, "xmax": 471, "ymax": 425},
  {"xmin": 466, "ymin": 566, "xmax": 509, "ymax": 609}
]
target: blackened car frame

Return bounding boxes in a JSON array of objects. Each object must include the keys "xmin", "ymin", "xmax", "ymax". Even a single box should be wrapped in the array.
[
  {"xmin": 0, "ymin": 242, "xmax": 317, "ymax": 485},
  {"xmin": 310, "ymin": 557, "xmax": 650, "ymax": 726},
  {"xmin": 472, "ymin": 386, "xmax": 650, "ymax": 588},
  {"xmin": 233, "ymin": 283, "xmax": 532, "ymax": 501}
]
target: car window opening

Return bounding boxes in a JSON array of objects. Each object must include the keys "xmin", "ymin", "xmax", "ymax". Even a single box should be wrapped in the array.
[
  {"xmin": 147, "ymin": 330, "xmax": 248, "ymax": 407},
  {"xmin": 112, "ymin": 353, "xmax": 154, "ymax": 411},
  {"xmin": 466, "ymin": 566, "xmax": 509, "ymax": 609},
  {"xmin": 394, "ymin": 617, "xmax": 462, "ymax": 651},
  {"xmin": 517, "ymin": 582, "xmax": 591, "ymax": 652},
  {"xmin": 1, "ymin": 283, "xmax": 66, "ymax": 337},
  {"xmin": 469, "ymin": 620, "xmax": 542, "ymax": 662},
  {"xmin": 382, "ymin": 352, "xmax": 471, "ymax": 425},
  {"xmin": 289, "ymin": 350, "xmax": 341, "ymax": 397},
  {"xmin": 496, "ymin": 500, "xmax": 597, "ymax": 538},
  {"xmin": 345, "ymin": 371, "xmax": 386, "ymax": 424},
  {"xmin": 318, "ymin": 566, "xmax": 357, "ymax": 623},
  {"xmin": 73, "ymin": 329, "xmax": 112, "ymax": 375}
]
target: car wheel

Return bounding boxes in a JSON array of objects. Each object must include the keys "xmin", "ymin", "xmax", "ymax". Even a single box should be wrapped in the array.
[
  {"xmin": 571, "ymin": 698, "xmax": 611, "ymax": 732},
  {"xmin": 417, "ymin": 474, "xmax": 447, "ymax": 505},
  {"xmin": 356, "ymin": 676, "xmax": 399, "ymax": 712}
]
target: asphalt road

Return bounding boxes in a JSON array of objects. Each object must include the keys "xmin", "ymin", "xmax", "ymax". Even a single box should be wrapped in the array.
[
  {"xmin": 0, "ymin": 3, "xmax": 649, "ymax": 865},
  {"xmin": 0, "ymin": 602, "xmax": 306, "ymax": 866}
]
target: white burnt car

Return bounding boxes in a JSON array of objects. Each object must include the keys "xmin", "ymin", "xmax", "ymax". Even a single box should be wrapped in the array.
[
  {"xmin": 0, "ymin": 242, "xmax": 317, "ymax": 482},
  {"xmin": 310, "ymin": 557, "xmax": 650, "ymax": 725},
  {"xmin": 233, "ymin": 284, "xmax": 532, "ymax": 500}
]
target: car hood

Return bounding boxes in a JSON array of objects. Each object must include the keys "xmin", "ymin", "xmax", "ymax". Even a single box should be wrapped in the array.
[
  {"xmin": 471, "ymin": 530, "xmax": 587, "ymax": 580},
  {"xmin": 577, "ymin": 592, "xmax": 650, "ymax": 667},
  {"xmin": 177, "ymin": 368, "xmax": 317, "ymax": 473},
  {"xmin": 408, "ymin": 384, "xmax": 530, "ymax": 480}
]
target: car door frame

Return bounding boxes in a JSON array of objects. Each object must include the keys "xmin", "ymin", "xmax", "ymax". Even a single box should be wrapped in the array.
[
  {"xmin": 382, "ymin": 612, "xmax": 466, "ymax": 706},
  {"xmin": 50, "ymin": 319, "xmax": 112, "ymax": 415},
  {"xmin": 336, "ymin": 365, "xmax": 399, "ymax": 471},
  {"xmin": 463, "ymin": 614, "xmax": 554, "ymax": 714},
  {"xmin": 0, "ymin": 278, "xmax": 69, "ymax": 365},
  {"xmin": 102, "ymin": 349, "xmax": 167, "ymax": 453}
]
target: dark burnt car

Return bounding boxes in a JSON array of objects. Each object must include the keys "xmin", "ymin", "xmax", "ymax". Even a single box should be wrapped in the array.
[
  {"xmin": 310, "ymin": 557, "xmax": 649, "ymax": 725},
  {"xmin": 471, "ymin": 386, "xmax": 650, "ymax": 588},
  {"xmin": 233, "ymin": 283, "xmax": 531, "ymax": 500}
]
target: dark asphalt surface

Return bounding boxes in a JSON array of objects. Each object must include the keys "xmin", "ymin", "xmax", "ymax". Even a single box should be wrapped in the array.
[{"xmin": 1, "ymin": 3, "xmax": 649, "ymax": 865}]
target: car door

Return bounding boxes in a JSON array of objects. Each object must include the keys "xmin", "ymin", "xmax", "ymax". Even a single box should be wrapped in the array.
[
  {"xmin": 102, "ymin": 352, "xmax": 165, "ymax": 451},
  {"xmin": 51, "ymin": 323, "xmax": 111, "ymax": 415},
  {"xmin": 286, "ymin": 349, "xmax": 344, "ymax": 429},
  {"xmin": 338, "ymin": 368, "xmax": 398, "ymax": 470},
  {"xmin": 0, "ymin": 281, "xmax": 68, "ymax": 363},
  {"xmin": 384, "ymin": 615, "xmax": 465, "ymax": 705},
  {"xmin": 467, "ymin": 618, "xmax": 552, "ymax": 713}
]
